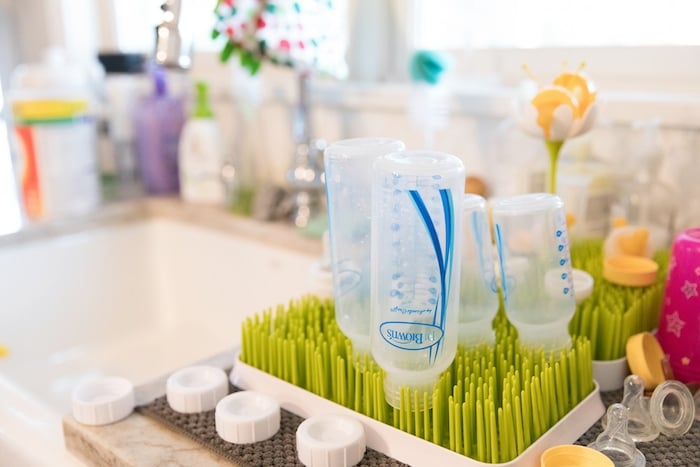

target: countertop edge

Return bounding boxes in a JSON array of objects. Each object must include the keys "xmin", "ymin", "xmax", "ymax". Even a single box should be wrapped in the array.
[
  {"xmin": 143, "ymin": 197, "xmax": 322, "ymax": 257},
  {"xmin": 0, "ymin": 197, "xmax": 323, "ymax": 258},
  {"xmin": 63, "ymin": 414, "xmax": 234, "ymax": 467}
]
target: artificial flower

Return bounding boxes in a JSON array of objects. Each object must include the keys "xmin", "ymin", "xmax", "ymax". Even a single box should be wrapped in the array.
[
  {"xmin": 516, "ymin": 71, "xmax": 597, "ymax": 142},
  {"xmin": 514, "ymin": 66, "xmax": 598, "ymax": 193}
]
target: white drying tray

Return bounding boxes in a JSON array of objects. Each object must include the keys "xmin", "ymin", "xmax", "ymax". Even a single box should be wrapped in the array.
[{"xmin": 231, "ymin": 357, "xmax": 605, "ymax": 467}]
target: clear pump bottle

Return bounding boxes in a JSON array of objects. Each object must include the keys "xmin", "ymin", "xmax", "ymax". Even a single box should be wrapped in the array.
[{"xmin": 133, "ymin": 66, "xmax": 185, "ymax": 194}]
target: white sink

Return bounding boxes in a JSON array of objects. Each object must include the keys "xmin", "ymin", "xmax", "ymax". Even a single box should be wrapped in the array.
[{"xmin": 0, "ymin": 217, "xmax": 317, "ymax": 465}]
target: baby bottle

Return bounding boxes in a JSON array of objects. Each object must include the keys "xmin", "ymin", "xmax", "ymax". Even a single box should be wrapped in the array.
[
  {"xmin": 459, "ymin": 194, "xmax": 499, "ymax": 346},
  {"xmin": 324, "ymin": 138, "xmax": 406, "ymax": 355},
  {"xmin": 370, "ymin": 150, "xmax": 464, "ymax": 408},
  {"xmin": 492, "ymin": 193, "xmax": 575, "ymax": 352}
]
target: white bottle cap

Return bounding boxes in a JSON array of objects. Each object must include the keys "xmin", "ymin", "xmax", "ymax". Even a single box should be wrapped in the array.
[
  {"xmin": 72, "ymin": 377, "xmax": 135, "ymax": 426},
  {"xmin": 166, "ymin": 365, "xmax": 228, "ymax": 413},
  {"xmin": 296, "ymin": 415, "xmax": 366, "ymax": 467},
  {"xmin": 572, "ymin": 268, "xmax": 594, "ymax": 303},
  {"xmin": 215, "ymin": 391, "xmax": 280, "ymax": 444}
]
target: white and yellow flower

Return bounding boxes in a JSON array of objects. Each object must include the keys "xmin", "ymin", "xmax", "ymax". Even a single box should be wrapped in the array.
[
  {"xmin": 516, "ymin": 70, "xmax": 598, "ymax": 142},
  {"xmin": 515, "ymin": 66, "xmax": 598, "ymax": 193}
]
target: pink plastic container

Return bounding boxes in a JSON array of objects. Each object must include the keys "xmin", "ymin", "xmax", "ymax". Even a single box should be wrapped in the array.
[{"xmin": 656, "ymin": 227, "xmax": 700, "ymax": 383}]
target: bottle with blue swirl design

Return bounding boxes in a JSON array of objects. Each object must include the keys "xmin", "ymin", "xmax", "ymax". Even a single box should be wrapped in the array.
[{"xmin": 370, "ymin": 150, "xmax": 465, "ymax": 409}]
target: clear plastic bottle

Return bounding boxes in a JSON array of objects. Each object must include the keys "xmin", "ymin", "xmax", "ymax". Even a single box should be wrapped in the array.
[
  {"xmin": 97, "ymin": 52, "xmax": 147, "ymax": 199},
  {"xmin": 178, "ymin": 81, "xmax": 225, "ymax": 205},
  {"xmin": 459, "ymin": 194, "xmax": 499, "ymax": 346},
  {"xmin": 324, "ymin": 137, "xmax": 406, "ymax": 355},
  {"xmin": 370, "ymin": 150, "xmax": 464, "ymax": 408},
  {"xmin": 8, "ymin": 48, "xmax": 101, "ymax": 221},
  {"xmin": 492, "ymin": 193, "xmax": 575, "ymax": 352},
  {"xmin": 609, "ymin": 119, "xmax": 676, "ymax": 250}
]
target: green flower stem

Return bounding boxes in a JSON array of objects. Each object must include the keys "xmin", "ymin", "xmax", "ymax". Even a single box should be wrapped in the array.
[{"xmin": 545, "ymin": 140, "xmax": 564, "ymax": 194}]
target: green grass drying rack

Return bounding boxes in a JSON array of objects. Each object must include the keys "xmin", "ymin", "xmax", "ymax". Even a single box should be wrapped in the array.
[
  {"xmin": 569, "ymin": 239, "xmax": 669, "ymax": 360},
  {"xmin": 231, "ymin": 296, "xmax": 605, "ymax": 466}
]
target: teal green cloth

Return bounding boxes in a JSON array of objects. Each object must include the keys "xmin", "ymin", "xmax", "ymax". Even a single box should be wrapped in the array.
[{"xmin": 409, "ymin": 50, "xmax": 449, "ymax": 85}]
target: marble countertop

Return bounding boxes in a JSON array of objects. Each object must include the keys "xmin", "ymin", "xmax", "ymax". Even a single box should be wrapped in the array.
[{"xmin": 64, "ymin": 413, "xmax": 234, "ymax": 467}]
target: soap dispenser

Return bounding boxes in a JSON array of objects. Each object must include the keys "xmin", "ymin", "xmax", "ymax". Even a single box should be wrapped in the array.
[
  {"xmin": 133, "ymin": 66, "xmax": 185, "ymax": 195},
  {"xmin": 178, "ymin": 81, "xmax": 225, "ymax": 205}
]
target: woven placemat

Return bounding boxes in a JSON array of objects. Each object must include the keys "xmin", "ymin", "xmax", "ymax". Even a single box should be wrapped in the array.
[
  {"xmin": 136, "ymin": 383, "xmax": 408, "ymax": 467},
  {"xmin": 137, "ymin": 384, "xmax": 699, "ymax": 466}
]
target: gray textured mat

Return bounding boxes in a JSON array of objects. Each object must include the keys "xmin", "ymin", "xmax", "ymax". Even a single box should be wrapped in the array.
[
  {"xmin": 137, "ymin": 384, "xmax": 699, "ymax": 466},
  {"xmin": 136, "ymin": 383, "xmax": 408, "ymax": 467}
]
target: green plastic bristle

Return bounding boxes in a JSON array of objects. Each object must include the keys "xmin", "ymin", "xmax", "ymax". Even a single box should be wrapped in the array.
[
  {"xmin": 424, "ymin": 392, "xmax": 431, "ymax": 440},
  {"xmin": 432, "ymin": 389, "xmax": 441, "ymax": 444},
  {"xmin": 484, "ymin": 399, "xmax": 493, "ymax": 462},
  {"xmin": 463, "ymin": 399, "xmax": 471, "ymax": 456},
  {"xmin": 570, "ymin": 239, "xmax": 668, "ymax": 360},
  {"xmin": 513, "ymin": 394, "xmax": 525, "ymax": 453},
  {"xmin": 448, "ymin": 395, "xmax": 456, "ymax": 452},
  {"xmin": 476, "ymin": 399, "xmax": 486, "ymax": 461},
  {"xmin": 497, "ymin": 407, "xmax": 505, "ymax": 461},
  {"xmin": 241, "ymin": 295, "xmax": 594, "ymax": 463},
  {"xmin": 488, "ymin": 399, "xmax": 498, "ymax": 462}
]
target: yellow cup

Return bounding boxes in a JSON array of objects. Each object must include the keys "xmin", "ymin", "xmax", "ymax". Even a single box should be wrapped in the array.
[{"xmin": 540, "ymin": 444, "xmax": 614, "ymax": 467}]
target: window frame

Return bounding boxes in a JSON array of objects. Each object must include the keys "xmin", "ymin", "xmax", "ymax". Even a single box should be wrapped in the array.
[{"xmin": 448, "ymin": 46, "xmax": 700, "ymax": 94}]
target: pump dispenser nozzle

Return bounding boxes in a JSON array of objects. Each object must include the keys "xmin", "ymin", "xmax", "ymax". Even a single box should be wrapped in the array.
[{"xmin": 193, "ymin": 82, "xmax": 214, "ymax": 118}]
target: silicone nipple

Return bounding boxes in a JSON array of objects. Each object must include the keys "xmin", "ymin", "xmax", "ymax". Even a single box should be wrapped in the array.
[
  {"xmin": 620, "ymin": 375, "xmax": 659, "ymax": 442},
  {"xmin": 588, "ymin": 404, "xmax": 646, "ymax": 467},
  {"xmin": 648, "ymin": 379, "xmax": 696, "ymax": 437}
]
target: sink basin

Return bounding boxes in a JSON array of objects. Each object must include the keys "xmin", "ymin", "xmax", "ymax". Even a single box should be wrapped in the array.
[{"xmin": 0, "ymin": 216, "xmax": 317, "ymax": 465}]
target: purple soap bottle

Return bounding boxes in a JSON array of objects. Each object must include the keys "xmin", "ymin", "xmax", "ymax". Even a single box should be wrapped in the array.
[{"xmin": 134, "ymin": 66, "xmax": 185, "ymax": 194}]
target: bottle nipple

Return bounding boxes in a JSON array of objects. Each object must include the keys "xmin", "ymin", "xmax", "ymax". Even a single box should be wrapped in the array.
[
  {"xmin": 648, "ymin": 379, "xmax": 696, "ymax": 438},
  {"xmin": 588, "ymin": 403, "xmax": 646, "ymax": 467},
  {"xmin": 620, "ymin": 375, "xmax": 660, "ymax": 442}
]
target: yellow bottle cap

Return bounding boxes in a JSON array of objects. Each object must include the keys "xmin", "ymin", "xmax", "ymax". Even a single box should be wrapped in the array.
[
  {"xmin": 603, "ymin": 255, "xmax": 658, "ymax": 287},
  {"xmin": 541, "ymin": 444, "xmax": 614, "ymax": 467},
  {"xmin": 626, "ymin": 332, "xmax": 667, "ymax": 390}
]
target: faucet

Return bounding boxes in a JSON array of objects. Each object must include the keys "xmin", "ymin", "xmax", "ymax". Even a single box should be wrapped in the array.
[
  {"xmin": 286, "ymin": 71, "xmax": 326, "ymax": 228},
  {"xmin": 154, "ymin": 0, "xmax": 191, "ymax": 70}
]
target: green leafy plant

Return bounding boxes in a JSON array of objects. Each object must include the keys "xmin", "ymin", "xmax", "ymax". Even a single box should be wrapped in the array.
[{"xmin": 212, "ymin": 0, "xmax": 345, "ymax": 77}]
